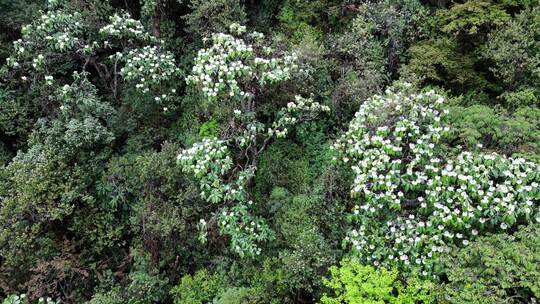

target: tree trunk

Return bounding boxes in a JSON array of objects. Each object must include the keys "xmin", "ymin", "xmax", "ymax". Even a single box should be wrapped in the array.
[{"xmin": 152, "ymin": 0, "xmax": 162, "ymax": 39}]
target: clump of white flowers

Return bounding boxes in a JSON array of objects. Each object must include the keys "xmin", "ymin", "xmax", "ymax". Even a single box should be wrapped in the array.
[
  {"xmin": 119, "ymin": 46, "xmax": 180, "ymax": 96},
  {"xmin": 7, "ymin": 6, "xmax": 83, "ymax": 74},
  {"xmin": 44, "ymin": 75, "xmax": 54, "ymax": 86},
  {"xmin": 334, "ymin": 84, "xmax": 540, "ymax": 277},
  {"xmin": 38, "ymin": 297, "xmax": 58, "ymax": 304},
  {"xmin": 20, "ymin": 9, "xmax": 83, "ymax": 53},
  {"xmin": 2, "ymin": 294, "xmax": 58, "ymax": 304},
  {"xmin": 270, "ymin": 95, "xmax": 330, "ymax": 138},
  {"xmin": 186, "ymin": 23, "xmax": 298, "ymax": 102},
  {"xmin": 177, "ymin": 137, "xmax": 240, "ymax": 203},
  {"xmin": 233, "ymin": 95, "xmax": 330, "ymax": 147},
  {"xmin": 100, "ymin": 12, "xmax": 154, "ymax": 41},
  {"xmin": 2, "ymin": 294, "xmax": 27, "ymax": 304}
]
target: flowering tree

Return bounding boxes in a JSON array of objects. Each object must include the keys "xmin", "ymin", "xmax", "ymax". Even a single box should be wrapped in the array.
[
  {"xmin": 5, "ymin": 0, "xmax": 179, "ymax": 105},
  {"xmin": 333, "ymin": 83, "xmax": 540, "ymax": 277},
  {"xmin": 179, "ymin": 24, "xmax": 330, "ymax": 257}
]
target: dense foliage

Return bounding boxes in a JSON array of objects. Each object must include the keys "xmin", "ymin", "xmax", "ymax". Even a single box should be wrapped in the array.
[{"xmin": 0, "ymin": 0, "xmax": 538, "ymax": 303}]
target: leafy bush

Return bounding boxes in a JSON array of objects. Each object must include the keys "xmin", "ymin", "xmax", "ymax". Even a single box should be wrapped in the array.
[
  {"xmin": 277, "ymin": 0, "xmax": 334, "ymax": 42},
  {"xmin": 99, "ymin": 143, "xmax": 204, "ymax": 269},
  {"xmin": 401, "ymin": 38, "xmax": 486, "ymax": 91},
  {"xmin": 126, "ymin": 252, "xmax": 169, "ymax": 304},
  {"xmin": 440, "ymin": 225, "xmax": 540, "ymax": 303},
  {"xmin": 448, "ymin": 105, "xmax": 540, "ymax": 161},
  {"xmin": 184, "ymin": 0, "xmax": 247, "ymax": 38},
  {"xmin": 273, "ymin": 193, "xmax": 340, "ymax": 295},
  {"xmin": 170, "ymin": 269, "xmax": 222, "ymax": 304},
  {"xmin": 213, "ymin": 287, "xmax": 257, "ymax": 304},
  {"xmin": 85, "ymin": 288, "xmax": 123, "ymax": 304},
  {"xmin": 28, "ymin": 73, "xmax": 115, "ymax": 158},
  {"xmin": 320, "ymin": 259, "xmax": 436, "ymax": 304},
  {"xmin": 254, "ymin": 141, "xmax": 311, "ymax": 196},
  {"xmin": 0, "ymin": 87, "xmax": 33, "ymax": 147},
  {"xmin": 484, "ymin": 6, "xmax": 540, "ymax": 94},
  {"xmin": 0, "ymin": 145, "xmax": 89, "ymax": 268},
  {"xmin": 328, "ymin": 14, "xmax": 387, "ymax": 114}
]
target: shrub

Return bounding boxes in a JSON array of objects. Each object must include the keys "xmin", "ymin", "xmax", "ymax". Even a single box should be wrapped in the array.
[
  {"xmin": 273, "ymin": 193, "xmax": 339, "ymax": 295},
  {"xmin": 484, "ymin": 7, "xmax": 540, "ymax": 93},
  {"xmin": 277, "ymin": 0, "xmax": 333, "ymax": 42},
  {"xmin": 440, "ymin": 225, "xmax": 540, "ymax": 303},
  {"xmin": 170, "ymin": 269, "xmax": 222, "ymax": 304},
  {"xmin": 400, "ymin": 38, "xmax": 486, "ymax": 91},
  {"xmin": 254, "ymin": 141, "xmax": 310, "ymax": 196},
  {"xmin": 213, "ymin": 287, "xmax": 256, "ymax": 304},
  {"xmin": 320, "ymin": 259, "xmax": 436, "ymax": 304},
  {"xmin": 328, "ymin": 14, "xmax": 387, "ymax": 116},
  {"xmin": 448, "ymin": 105, "xmax": 540, "ymax": 161},
  {"xmin": 126, "ymin": 252, "xmax": 168, "ymax": 304},
  {"xmin": 184, "ymin": 0, "xmax": 247, "ymax": 38}
]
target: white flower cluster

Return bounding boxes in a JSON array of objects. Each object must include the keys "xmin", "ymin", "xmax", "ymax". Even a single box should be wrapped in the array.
[
  {"xmin": 20, "ymin": 10, "xmax": 83, "ymax": 52},
  {"xmin": 7, "ymin": 6, "xmax": 83, "ymax": 74},
  {"xmin": 236, "ymin": 121, "xmax": 266, "ymax": 147},
  {"xmin": 334, "ymin": 87, "xmax": 449, "ymax": 209},
  {"xmin": 120, "ymin": 46, "xmax": 180, "ymax": 95},
  {"xmin": 44, "ymin": 75, "xmax": 54, "ymax": 86},
  {"xmin": 269, "ymin": 95, "xmax": 330, "ymax": 138},
  {"xmin": 3, "ymin": 294, "xmax": 57, "ymax": 304},
  {"xmin": 177, "ymin": 137, "xmax": 249, "ymax": 204},
  {"xmin": 229, "ymin": 23, "xmax": 247, "ymax": 35},
  {"xmin": 38, "ymin": 297, "xmax": 57, "ymax": 304},
  {"xmin": 232, "ymin": 95, "xmax": 330, "ymax": 147},
  {"xmin": 335, "ymin": 85, "xmax": 540, "ymax": 276},
  {"xmin": 186, "ymin": 23, "xmax": 298, "ymax": 102},
  {"xmin": 4, "ymin": 294, "xmax": 27, "ymax": 304},
  {"xmin": 100, "ymin": 12, "xmax": 153, "ymax": 41},
  {"xmin": 178, "ymin": 137, "xmax": 232, "ymax": 179}
]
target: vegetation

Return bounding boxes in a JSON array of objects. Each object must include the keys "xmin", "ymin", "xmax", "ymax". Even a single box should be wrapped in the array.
[{"xmin": 0, "ymin": 0, "xmax": 538, "ymax": 303}]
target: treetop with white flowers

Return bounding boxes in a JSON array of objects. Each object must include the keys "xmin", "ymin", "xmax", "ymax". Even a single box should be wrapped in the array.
[
  {"xmin": 178, "ymin": 24, "xmax": 329, "ymax": 257},
  {"xmin": 5, "ymin": 0, "xmax": 179, "ymax": 105},
  {"xmin": 186, "ymin": 23, "xmax": 298, "ymax": 106},
  {"xmin": 333, "ymin": 83, "xmax": 540, "ymax": 277}
]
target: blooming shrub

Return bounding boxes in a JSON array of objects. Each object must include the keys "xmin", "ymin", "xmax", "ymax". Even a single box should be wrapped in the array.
[
  {"xmin": 178, "ymin": 136, "xmax": 272, "ymax": 257},
  {"xmin": 6, "ymin": 7, "xmax": 83, "ymax": 72},
  {"xmin": 19, "ymin": 10, "xmax": 83, "ymax": 53},
  {"xmin": 6, "ymin": 1, "xmax": 178, "ymax": 109},
  {"xmin": 177, "ymin": 137, "xmax": 239, "ymax": 204},
  {"xmin": 333, "ymin": 84, "xmax": 540, "ymax": 276},
  {"xmin": 270, "ymin": 95, "xmax": 331, "ymax": 138},
  {"xmin": 217, "ymin": 203, "xmax": 274, "ymax": 257}
]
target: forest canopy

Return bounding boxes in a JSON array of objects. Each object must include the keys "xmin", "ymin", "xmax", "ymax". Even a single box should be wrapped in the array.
[{"xmin": 0, "ymin": 0, "xmax": 539, "ymax": 303}]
